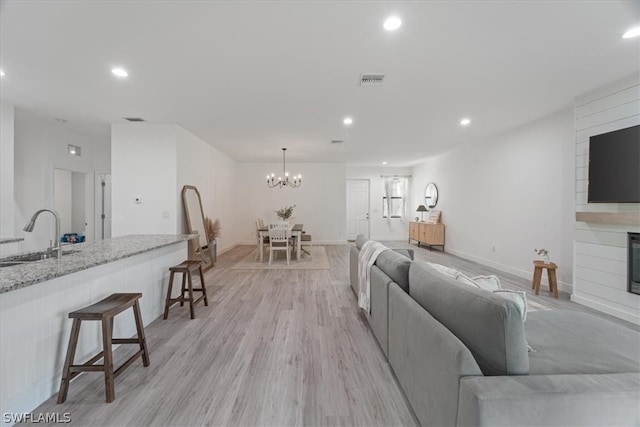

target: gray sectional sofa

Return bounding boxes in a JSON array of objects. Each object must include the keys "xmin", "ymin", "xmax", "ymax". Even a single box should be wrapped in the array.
[{"xmin": 350, "ymin": 235, "xmax": 640, "ymax": 426}]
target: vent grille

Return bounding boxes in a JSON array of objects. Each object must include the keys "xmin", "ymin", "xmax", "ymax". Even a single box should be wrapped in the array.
[
  {"xmin": 331, "ymin": 140, "xmax": 344, "ymax": 144},
  {"xmin": 359, "ymin": 73, "xmax": 384, "ymax": 86},
  {"xmin": 123, "ymin": 117, "xmax": 145, "ymax": 122}
]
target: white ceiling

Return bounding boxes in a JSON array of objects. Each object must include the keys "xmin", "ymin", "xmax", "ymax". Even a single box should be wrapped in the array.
[{"xmin": 1, "ymin": 0, "xmax": 639, "ymax": 166}]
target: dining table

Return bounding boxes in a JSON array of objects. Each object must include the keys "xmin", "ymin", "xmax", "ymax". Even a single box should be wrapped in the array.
[{"xmin": 257, "ymin": 223, "xmax": 304, "ymax": 263}]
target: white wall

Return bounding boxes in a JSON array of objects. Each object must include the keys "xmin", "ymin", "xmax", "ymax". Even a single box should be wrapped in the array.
[
  {"xmin": 236, "ymin": 162, "xmax": 347, "ymax": 244},
  {"xmin": 411, "ymin": 108, "xmax": 575, "ymax": 290},
  {"xmin": 0, "ymin": 100, "xmax": 15, "ymax": 241},
  {"xmin": 111, "ymin": 124, "xmax": 178, "ymax": 236},
  {"xmin": 13, "ymin": 116, "xmax": 110, "ymax": 252},
  {"xmin": 176, "ymin": 126, "xmax": 240, "ymax": 253},
  {"xmin": 346, "ymin": 166, "xmax": 413, "ymax": 241},
  {"xmin": 572, "ymin": 73, "xmax": 640, "ymax": 325},
  {"xmin": 111, "ymin": 123, "xmax": 241, "ymax": 252}
]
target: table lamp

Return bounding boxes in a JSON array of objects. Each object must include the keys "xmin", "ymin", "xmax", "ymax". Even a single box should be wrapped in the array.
[{"xmin": 416, "ymin": 205, "xmax": 428, "ymax": 222}]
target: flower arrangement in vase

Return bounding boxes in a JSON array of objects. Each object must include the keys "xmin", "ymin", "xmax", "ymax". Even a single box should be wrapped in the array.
[
  {"xmin": 534, "ymin": 248, "xmax": 550, "ymax": 263},
  {"xmin": 275, "ymin": 205, "xmax": 296, "ymax": 221},
  {"xmin": 205, "ymin": 217, "xmax": 221, "ymax": 241}
]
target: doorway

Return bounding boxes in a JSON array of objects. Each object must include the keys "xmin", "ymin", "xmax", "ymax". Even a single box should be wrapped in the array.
[
  {"xmin": 346, "ymin": 179, "xmax": 370, "ymax": 240},
  {"xmin": 53, "ymin": 169, "xmax": 93, "ymax": 241}
]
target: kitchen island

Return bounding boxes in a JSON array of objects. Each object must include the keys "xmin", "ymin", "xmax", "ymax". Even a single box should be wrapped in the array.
[{"xmin": 0, "ymin": 235, "xmax": 193, "ymax": 420}]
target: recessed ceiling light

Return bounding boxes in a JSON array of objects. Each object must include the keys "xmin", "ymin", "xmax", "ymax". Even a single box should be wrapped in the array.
[
  {"xmin": 382, "ymin": 161, "xmax": 388, "ymax": 165},
  {"xmin": 0, "ymin": 70, "xmax": 5, "ymax": 77},
  {"xmin": 460, "ymin": 118, "xmax": 471, "ymax": 126},
  {"xmin": 383, "ymin": 16, "xmax": 402, "ymax": 31},
  {"xmin": 111, "ymin": 67, "xmax": 128, "ymax": 77},
  {"xmin": 622, "ymin": 26, "xmax": 640, "ymax": 39},
  {"xmin": 343, "ymin": 117, "xmax": 353, "ymax": 125}
]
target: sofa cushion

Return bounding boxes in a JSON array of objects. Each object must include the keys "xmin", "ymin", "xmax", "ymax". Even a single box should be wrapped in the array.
[
  {"xmin": 375, "ymin": 250, "xmax": 412, "ymax": 293},
  {"xmin": 409, "ymin": 262, "xmax": 529, "ymax": 376},
  {"xmin": 355, "ymin": 234, "xmax": 368, "ymax": 250},
  {"xmin": 424, "ymin": 262, "xmax": 526, "ymax": 321},
  {"xmin": 526, "ymin": 310, "xmax": 640, "ymax": 375}
]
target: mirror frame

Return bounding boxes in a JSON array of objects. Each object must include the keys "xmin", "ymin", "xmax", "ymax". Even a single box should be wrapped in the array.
[
  {"xmin": 182, "ymin": 185, "xmax": 213, "ymax": 271},
  {"xmin": 425, "ymin": 182, "xmax": 439, "ymax": 209}
]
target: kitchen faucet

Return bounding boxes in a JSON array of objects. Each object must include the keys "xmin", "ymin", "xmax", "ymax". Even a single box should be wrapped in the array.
[{"xmin": 23, "ymin": 208, "xmax": 62, "ymax": 260}]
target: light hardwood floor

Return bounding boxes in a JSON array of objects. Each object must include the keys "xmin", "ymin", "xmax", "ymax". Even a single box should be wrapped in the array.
[
  {"xmin": 26, "ymin": 245, "xmax": 415, "ymax": 426},
  {"xmin": 25, "ymin": 243, "xmax": 638, "ymax": 426}
]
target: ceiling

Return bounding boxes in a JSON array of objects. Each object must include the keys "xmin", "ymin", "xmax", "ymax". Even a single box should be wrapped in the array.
[{"xmin": 1, "ymin": 0, "xmax": 639, "ymax": 166}]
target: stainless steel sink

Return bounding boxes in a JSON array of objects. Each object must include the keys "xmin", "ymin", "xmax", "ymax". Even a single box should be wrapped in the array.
[{"xmin": 0, "ymin": 249, "xmax": 79, "ymax": 267}]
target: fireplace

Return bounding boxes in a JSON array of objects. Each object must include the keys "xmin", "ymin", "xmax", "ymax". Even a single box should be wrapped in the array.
[{"xmin": 629, "ymin": 233, "xmax": 640, "ymax": 295}]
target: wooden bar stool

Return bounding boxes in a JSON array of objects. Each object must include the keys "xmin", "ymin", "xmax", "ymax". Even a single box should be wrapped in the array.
[
  {"xmin": 163, "ymin": 260, "xmax": 208, "ymax": 320},
  {"xmin": 532, "ymin": 260, "xmax": 559, "ymax": 298},
  {"xmin": 57, "ymin": 293, "xmax": 150, "ymax": 404}
]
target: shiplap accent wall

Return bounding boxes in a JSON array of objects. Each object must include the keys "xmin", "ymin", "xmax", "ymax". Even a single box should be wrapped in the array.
[{"xmin": 572, "ymin": 73, "xmax": 640, "ymax": 325}]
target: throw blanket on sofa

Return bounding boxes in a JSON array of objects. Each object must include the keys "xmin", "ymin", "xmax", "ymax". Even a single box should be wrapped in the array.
[{"xmin": 357, "ymin": 240, "xmax": 389, "ymax": 313}]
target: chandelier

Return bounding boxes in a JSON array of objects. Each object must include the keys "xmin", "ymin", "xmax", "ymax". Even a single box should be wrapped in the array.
[{"xmin": 267, "ymin": 148, "xmax": 302, "ymax": 188}]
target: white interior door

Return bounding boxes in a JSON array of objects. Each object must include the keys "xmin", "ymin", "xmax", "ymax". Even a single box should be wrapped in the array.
[{"xmin": 346, "ymin": 179, "xmax": 370, "ymax": 240}]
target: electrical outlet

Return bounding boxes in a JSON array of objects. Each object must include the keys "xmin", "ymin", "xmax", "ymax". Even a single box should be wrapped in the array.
[
  {"xmin": 162, "ymin": 211, "xmax": 170, "ymax": 219},
  {"xmin": 492, "ymin": 245, "xmax": 496, "ymax": 252}
]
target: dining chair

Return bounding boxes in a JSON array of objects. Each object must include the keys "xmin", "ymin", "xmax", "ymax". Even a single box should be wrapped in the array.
[
  {"xmin": 268, "ymin": 223, "xmax": 292, "ymax": 265},
  {"xmin": 255, "ymin": 219, "xmax": 269, "ymax": 260},
  {"xmin": 301, "ymin": 232, "xmax": 312, "ymax": 258}
]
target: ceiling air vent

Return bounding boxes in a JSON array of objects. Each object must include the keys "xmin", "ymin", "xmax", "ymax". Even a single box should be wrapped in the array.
[
  {"xmin": 123, "ymin": 117, "xmax": 145, "ymax": 122},
  {"xmin": 359, "ymin": 73, "xmax": 385, "ymax": 86}
]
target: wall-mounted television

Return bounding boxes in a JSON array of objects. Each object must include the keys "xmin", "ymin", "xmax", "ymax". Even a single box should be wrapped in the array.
[{"xmin": 588, "ymin": 124, "xmax": 640, "ymax": 203}]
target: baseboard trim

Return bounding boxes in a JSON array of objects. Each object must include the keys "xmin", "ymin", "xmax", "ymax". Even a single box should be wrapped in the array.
[
  {"xmin": 446, "ymin": 248, "xmax": 573, "ymax": 294},
  {"xmin": 571, "ymin": 293, "xmax": 640, "ymax": 326}
]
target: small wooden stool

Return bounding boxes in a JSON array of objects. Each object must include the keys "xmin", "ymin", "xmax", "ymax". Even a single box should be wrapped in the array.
[
  {"xmin": 300, "ymin": 234, "xmax": 312, "ymax": 256},
  {"xmin": 57, "ymin": 293, "xmax": 150, "ymax": 404},
  {"xmin": 532, "ymin": 260, "xmax": 559, "ymax": 298},
  {"xmin": 163, "ymin": 260, "xmax": 208, "ymax": 320}
]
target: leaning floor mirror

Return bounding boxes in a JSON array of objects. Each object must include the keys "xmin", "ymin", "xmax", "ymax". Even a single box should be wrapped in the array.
[{"xmin": 182, "ymin": 185, "xmax": 213, "ymax": 271}]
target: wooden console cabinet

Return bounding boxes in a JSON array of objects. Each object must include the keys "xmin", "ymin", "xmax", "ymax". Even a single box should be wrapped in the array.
[{"xmin": 409, "ymin": 221, "xmax": 445, "ymax": 251}]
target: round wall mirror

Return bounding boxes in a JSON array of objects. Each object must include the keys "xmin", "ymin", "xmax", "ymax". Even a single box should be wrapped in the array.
[{"xmin": 425, "ymin": 183, "xmax": 439, "ymax": 208}]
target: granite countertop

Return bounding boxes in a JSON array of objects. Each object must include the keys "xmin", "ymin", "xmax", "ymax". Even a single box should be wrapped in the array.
[
  {"xmin": 0, "ymin": 237, "xmax": 24, "ymax": 244},
  {"xmin": 0, "ymin": 234, "xmax": 195, "ymax": 294}
]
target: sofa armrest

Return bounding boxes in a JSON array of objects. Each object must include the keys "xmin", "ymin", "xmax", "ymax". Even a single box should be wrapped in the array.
[{"xmin": 458, "ymin": 373, "xmax": 640, "ymax": 427}]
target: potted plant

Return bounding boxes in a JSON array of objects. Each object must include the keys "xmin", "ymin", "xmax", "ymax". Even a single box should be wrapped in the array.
[
  {"xmin": 275, "ymin": 205, "xmax": 296, "ymax": 222},
  {"xmin": 534, "ymin": 248, "xmax": 550, "ymax": 263},
  {"xmin": 205, "ymin": 217, "xmax": 221, "ymax": 262}
]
